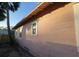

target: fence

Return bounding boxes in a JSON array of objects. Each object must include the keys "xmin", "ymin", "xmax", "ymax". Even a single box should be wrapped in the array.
[
  {"xmin": 0, "ymin": 34, "xmax": 15, "ymax": 44},
  {"xmin": 0, "ymin": 35, "xmax": 10, "ymax": 43}
]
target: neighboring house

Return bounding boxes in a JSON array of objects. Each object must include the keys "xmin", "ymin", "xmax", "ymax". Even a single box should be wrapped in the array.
[
  {"xmin": 0, "ymin": 29, "xmax": 8, "ymax": 35},
  {"xmin": 13, "ymin": 2, "xmax": 79, "ymax": 56}
]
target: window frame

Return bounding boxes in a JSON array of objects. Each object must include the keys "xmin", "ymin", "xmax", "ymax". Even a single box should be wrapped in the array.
[
  {"xmin": 31, "ymin": 21, "xmax": 37, "ymax": 36},
  {"xmin": 19, "ymin": 26, "xmax": 23, "ymax": 38}
]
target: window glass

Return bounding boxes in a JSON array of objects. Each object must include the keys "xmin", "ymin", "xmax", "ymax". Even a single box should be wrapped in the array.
[
  {"xmin": 31, "ymin": 21, "xmax": 37, "ymax": 36},
  {"xmin": 19, "ymin": 32, "xmax": 22, "ymax": 37}
]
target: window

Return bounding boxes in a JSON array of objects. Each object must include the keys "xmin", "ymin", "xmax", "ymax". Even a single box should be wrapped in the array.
[
  {"xmin": 19, "ymin": 32, "xmax": 22, "ymax": 37},
  {"xmin": 31, "ymin": 21, "xmax": 37, "ymax": 36},
  {"xmin": 19, "ymin": 26, "xmax": 23, "ymax": 38}
]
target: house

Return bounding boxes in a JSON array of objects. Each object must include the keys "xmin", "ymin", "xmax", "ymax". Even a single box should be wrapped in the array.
[
  {"xmin": 13, "ymin": 2, "xmax": 79, "ymax": 56},
  {"xmin": 0, "ymin": 29, "xmax": 8, "ymax": 35}
]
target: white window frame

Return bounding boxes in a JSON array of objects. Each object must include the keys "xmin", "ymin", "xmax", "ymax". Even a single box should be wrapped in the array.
[{"xmin": 31, "ymin": 21, "xmax": 37, "ymax": 36}]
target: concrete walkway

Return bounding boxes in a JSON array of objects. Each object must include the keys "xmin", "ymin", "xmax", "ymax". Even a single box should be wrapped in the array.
[{"xmin": 0, "ymin": 43, "xmax": 33, "ymax": 57}]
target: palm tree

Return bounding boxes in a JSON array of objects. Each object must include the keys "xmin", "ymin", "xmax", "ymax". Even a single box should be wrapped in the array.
[{"xmin": 0, "ymin": 2, "xmax": 20, "ymax": 45}]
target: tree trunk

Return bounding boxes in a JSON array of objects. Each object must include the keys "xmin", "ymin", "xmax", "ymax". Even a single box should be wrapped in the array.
[{"xmin": 7, "ymin": 9, "xmax": 13, "ymax": 45}]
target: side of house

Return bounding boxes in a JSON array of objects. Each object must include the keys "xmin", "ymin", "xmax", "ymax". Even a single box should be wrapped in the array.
[
  {"xmin": 14, "ymin": 2, "xmax": 79, "ymax": 56},
  {"xmin": 0, "ymin": 29, "xmax": 8, "ymax": 35}
]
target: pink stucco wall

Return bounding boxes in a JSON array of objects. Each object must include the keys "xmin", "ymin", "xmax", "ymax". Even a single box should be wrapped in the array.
[{"xmin": 15, "ymin": 3, "xmax": 79, "ymax": 56}]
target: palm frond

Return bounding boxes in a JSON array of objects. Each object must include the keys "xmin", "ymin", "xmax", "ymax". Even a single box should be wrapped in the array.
[
  {"xmin": 13, "ymin": 2, "xmax": 20, "ymax": 11},
  {"xmin": 0, "ymin": 2, "xmax": 9, "ymax": 9},
  {"xmin": 0, "ymin": 13, "xmax": 6, "ymax": 21},
  {"xmin": 0, "ymin": 2, "xmax": 20, "ymax": 21},
  {"xmin": 9, "ymin": 2, "xmax": 20, "ymax": 12}
]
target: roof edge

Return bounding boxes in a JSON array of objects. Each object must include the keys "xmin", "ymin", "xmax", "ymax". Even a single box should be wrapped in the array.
[{"xmin": 12, "ymin": 2, "xmax": 51, "ymax": 30}]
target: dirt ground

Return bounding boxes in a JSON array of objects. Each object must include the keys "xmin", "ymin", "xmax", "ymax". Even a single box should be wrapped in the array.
[{"xmin": 0, "ymin": 43, "xmax": 33, "ymax": 57}]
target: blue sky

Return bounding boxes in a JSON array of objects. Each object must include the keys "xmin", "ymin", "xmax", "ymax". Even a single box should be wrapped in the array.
[{"xmin": 0, "ymin": 2, "xmax": 40, "ymax": 27}]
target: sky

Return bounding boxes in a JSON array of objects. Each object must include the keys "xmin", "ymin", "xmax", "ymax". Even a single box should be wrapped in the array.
[{"xmin": 0, "ymin": 2, "xmax": 40, "ymax": 28}]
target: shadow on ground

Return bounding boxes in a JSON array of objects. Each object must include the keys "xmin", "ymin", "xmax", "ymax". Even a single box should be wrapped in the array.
[{"xmin": 0, "ymin": 41, "xmax": 34, "ymax": 57}]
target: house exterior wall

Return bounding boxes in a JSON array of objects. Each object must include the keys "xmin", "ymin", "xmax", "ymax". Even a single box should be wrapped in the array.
[
  {"xmin": 15, "ymin": 26, "xmax": 25, "ymax": 47},
  {"xmin": 74, "ymin": 3, "xmax": 79, "ymax": 52},
  {"xmin": 15, "ymin": 3, "xmax": 79, "ymax": 56},
  {"xmin": 15, "ymin": 28, "xmax": 20, "ymax": 39}
]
